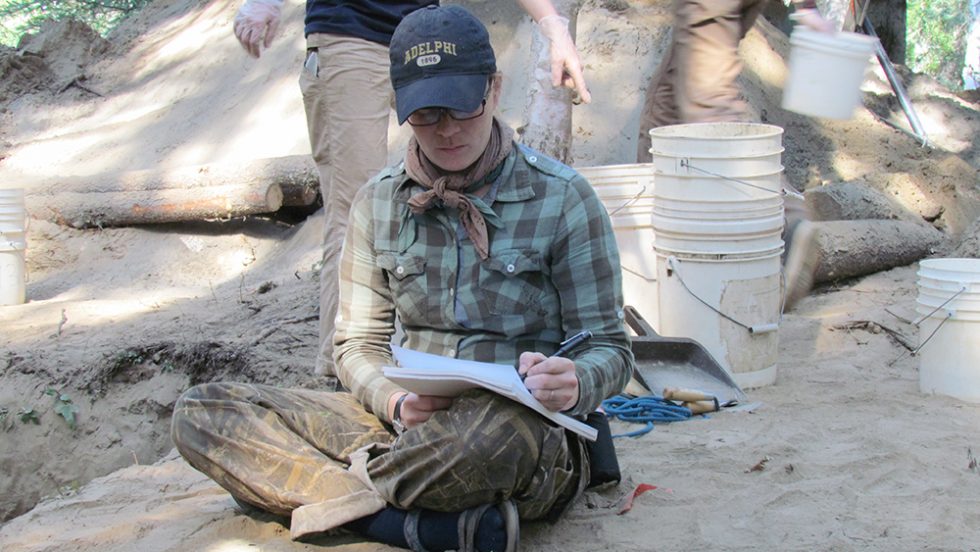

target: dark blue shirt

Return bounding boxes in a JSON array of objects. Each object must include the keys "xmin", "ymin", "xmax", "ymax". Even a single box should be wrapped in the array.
[{"xmin": 305, "ymin": 0, "xmax": 438, "ymax": 45}]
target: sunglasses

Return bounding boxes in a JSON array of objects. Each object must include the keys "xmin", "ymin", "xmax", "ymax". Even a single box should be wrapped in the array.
[{"xmin": 407, "ymin": 80, "xmax": 493, "ymax": 127}]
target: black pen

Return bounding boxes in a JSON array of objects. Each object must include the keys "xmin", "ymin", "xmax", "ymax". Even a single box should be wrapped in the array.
[
  {"xmin": 552, "ymin": 330, "xmax": 593, "ymax": 358},
  {"xmin": 519, "ymin": 330, "xmax": 593, "ymax": 381}
]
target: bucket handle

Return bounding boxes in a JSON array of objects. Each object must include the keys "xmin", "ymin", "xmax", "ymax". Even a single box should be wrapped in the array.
[
  {"xmin": 1, "ymin": 230, "xmax": 22, "ymax": 251},
  {"xmin": 911, "ymin": 286, "xmax": 966, "ymax": 327},
  {"xmin": 665, "ymin": 256, "xmax": 779, "ymax": 335},
  {"xmin": 607, "ymin": 185, "xmax": 656, "ymax": 284},
  {"xmin": 908, "ymin": 285, "xmax": 967, "ymax": 355},
  {"xmin": 678, "ymin": 159, "xmax": 804, "ymax": 201},
  {"xmin": 622, "ymin": 264, "xmax": 656, "ymax": 283},
  {"xmin": 605, "ymin": 185, "xmax": 648, "ymax": 217}
]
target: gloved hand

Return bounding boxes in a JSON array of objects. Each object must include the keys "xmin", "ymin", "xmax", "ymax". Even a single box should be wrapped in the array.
[
  {"xmin": 233, "ymin": 0, "xmax": 284, "ymax": 58},
  {"xmin": 790, "ymin": 8, "xmax": 836, "ymax": 33},
  {"xmin": 537, "ymin": 14, "xmax": 592, "ymax": 104}
]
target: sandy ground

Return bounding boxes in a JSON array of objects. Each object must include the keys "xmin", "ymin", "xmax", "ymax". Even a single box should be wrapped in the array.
[{"xmin": 1, "ymin": 0, "xmax": 980, "ymax": 550}]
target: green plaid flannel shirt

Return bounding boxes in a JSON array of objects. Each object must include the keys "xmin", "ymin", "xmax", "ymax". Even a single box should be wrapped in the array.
[{"xmin": 334, "ymin": 144, "xmax": 634, "ymax": 424}]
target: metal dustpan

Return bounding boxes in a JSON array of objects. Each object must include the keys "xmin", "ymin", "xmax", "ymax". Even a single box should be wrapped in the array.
[{"xmin": 624, "ymin": 305, "xmax": 747, "ymax": 405}]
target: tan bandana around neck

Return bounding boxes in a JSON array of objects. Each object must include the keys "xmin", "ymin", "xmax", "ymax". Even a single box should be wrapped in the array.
[{"xmin": 404, "ymin": 117, "xmax": 514, "ymax": 260}]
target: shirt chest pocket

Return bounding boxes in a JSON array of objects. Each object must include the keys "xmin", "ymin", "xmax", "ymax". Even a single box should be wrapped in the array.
[
  {"xmin": 377, "ymin": 252, "xmax": 430, "ymax": 322},
  {"xmin": 479, "ymin": 249, "xmax": 549, "ymax": 316}
]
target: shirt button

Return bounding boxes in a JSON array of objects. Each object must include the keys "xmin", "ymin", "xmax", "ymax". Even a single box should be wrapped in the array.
[
  {"xmin": 528, "ymin": 155, "xmax": 537, "ymax": 163},
  {"xmin": 396, "ymin": 266, "xmax": 405, "ymax": 275},
  {"xmin": 449, "ymin": 288, "xmax": 455, "ymax": 297},
  {"xmin": 506, "ymin": 263, "xmax": 516, "ymax": 273},
  {"xmin": 448, "ymin": 348, "xmax": 456, "ymax": 357}
]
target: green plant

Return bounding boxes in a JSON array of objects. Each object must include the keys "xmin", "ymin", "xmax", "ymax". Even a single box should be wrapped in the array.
[
  {"xmin": 45, "ymin": 388, "xmax": 79, "ymax": 430},
  {"xmin": 18, "ymin": 407, "xmax": 40, "ymax": 424},
  {"xmin": 907, "ymin": 0, "xmax": 974, "ymax": 89},
  {"xmin": 0, "ymin": 0, "xmax": 153, "ymax": 47},
  {"xmin": 117, "ymin": 349, "xmax": 145, "ymax": 365}
]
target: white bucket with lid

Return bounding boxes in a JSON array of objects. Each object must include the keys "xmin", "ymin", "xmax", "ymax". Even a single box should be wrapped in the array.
[
  {"xmin": 0, "ymin": 188, "xmax": 26, "ymax": 306},
  {"xmin": 915, "ymin": 258, "xmax": 980, "ymax": 403},
  {"xmin": 782, "ymin": 27, "xmax": 878, "ymax": 120},
  {"xmin": 649, "ymin": 123, "xmax": 786, "ymax": 388},
  {"xmin": 577, "ymin": 163, "xmax": 659, "ymax": 330}
]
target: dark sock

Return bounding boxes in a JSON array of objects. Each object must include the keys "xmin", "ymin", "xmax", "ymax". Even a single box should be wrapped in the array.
[
  {"xmin": 344, "ymin": 507, "xmax": 409, "ymax": 548},
  {"xmin": 344, "ymin": 504, "xmax": 507, "ymax": 551}
]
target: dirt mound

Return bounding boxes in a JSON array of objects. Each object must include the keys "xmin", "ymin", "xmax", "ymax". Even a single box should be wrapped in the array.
[
  {"xmin": 0, "ymin": 20, "xmax": 109, "ymax": 106},
  {"xmin": 0, "ymin": 47, "xmax": 52, "ymax": 106}
]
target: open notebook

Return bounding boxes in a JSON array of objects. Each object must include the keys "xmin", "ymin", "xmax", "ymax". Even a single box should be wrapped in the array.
[{"xmin": 383, "ymin": 346, "xmax": 597, "ymax": 441}]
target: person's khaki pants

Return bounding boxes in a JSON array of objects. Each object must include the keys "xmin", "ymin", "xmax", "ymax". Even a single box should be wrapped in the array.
[
  {"xmin": 637, "ymin": 0, "xmax": 768, "ymax": 160},
  {"xmin": 635, "ymin": 0, "xmax": 809, "ymax": 235},
  {"xmin": 300, "ymin": 34, "xmax": 392, "ymax": 376}
]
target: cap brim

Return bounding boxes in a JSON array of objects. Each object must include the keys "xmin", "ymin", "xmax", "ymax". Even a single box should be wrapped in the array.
[{"xmin": 395, "ymin": 74, "xmax": 488, "ymax": 125}]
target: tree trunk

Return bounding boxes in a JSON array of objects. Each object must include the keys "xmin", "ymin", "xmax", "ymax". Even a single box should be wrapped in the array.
[
  {"xmin": 521, "ymin": 0, "xmax": 582, "ymax": 163},
  {"xmin": 865, "ymin": 0, "xmax": 906, "ymax": 64},
  {"xmin": 28, "ymin": 156, "xmax": 320, "ymax": 228},
  {"xmin": 814, "ymin": 219, "xmax": 946, "ymax": 283},
  {"xmin": 965, "ymin": 0, "xmax": 980, "ymax": 89}
]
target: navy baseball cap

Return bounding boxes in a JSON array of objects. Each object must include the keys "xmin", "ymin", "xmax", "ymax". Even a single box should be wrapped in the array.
[{"xmin": 389, "ymin": 5, "xmax": 497, "ymax": 124}]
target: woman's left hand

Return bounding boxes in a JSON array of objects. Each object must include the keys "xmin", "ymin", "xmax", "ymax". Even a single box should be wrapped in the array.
[{"xmin": 518, "ymin": 351, "xmax": 579, "ymax": 411}]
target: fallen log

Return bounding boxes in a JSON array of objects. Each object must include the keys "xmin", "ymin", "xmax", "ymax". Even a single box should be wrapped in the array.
[
  {"xmin": 805, "ymin": 181, "xmax": 924, "ymax": 224},
  {"xmin": 814, "ymin": 219, "xmax": 947, "ymax": 283},
  {"xmin": 38, "ymin": 185, "xmax": 283, "ymax": 228},
  {"xmin": 27, "ymin": 156, "xmax": 319, "ymax": 228}
]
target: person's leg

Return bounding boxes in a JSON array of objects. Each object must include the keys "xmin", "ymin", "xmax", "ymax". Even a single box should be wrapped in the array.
[
  {"xmin": 171, "ymin": 383, "xmax": 393, "ymax": 518},
  {"xmin": 365, "ymin": 390, "xmax": 587, "ymax": 521},
  {"xmin": 636, "ymin": 39, "xmax": 681, "ymax": 161},
  {"xmin": 300, "ymin": 34, "xmax": 392, "ymax": 377},
  {"xmin": 782, "ymin": 185, "xmax": 821, "ymax": 310},
  {"xmin": 172, "ymin": 382, "xmax": 519, "ymax": 548},
  {"xmin": 673, "ymin": 0, "xmax": 751, "ymax": 123}
]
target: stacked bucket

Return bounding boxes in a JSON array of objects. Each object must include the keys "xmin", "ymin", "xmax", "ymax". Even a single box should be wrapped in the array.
[
  {"xmin": 576, "ymin": 163, "xmax": 659, "ymax": 331},
  {"xmin": 0, "ymin": 188, "xmax": 27, "ymax": 305},
  {"xmin": 649, "ymin": 123, "xmax": 785, "ymax": 388},
  {"xmin": 916, "ymin": 258, "xmax": 980, "ymax": 403}
]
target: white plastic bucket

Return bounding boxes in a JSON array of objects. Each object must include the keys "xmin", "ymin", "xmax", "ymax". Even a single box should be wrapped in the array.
[
  {"xmin": 577, "ymin": 163, "xmax": 659, "ymax": 330},
  {"xmin": 782, "ymin": 27, "xmax": 878, "ymax": 120},
  {"xmin": 656, "ymin": 249, "xmax": 783, "ymax": 389},
  {"xmin": 648, "ymin": 123, "xmax": 786, "ymax": 388},
  {"xmin": 652, "ymin": 215, "xmax": 784, "ymax": 256},
  {"xmin": 915, "ymin": 258, "xmax": 980, "ymax": 402},
  {"xmin": 0, "ymin": 189, "xmax": 25, "ymax": 231},
  {"xmin": 0, "ymin": 188, "xmax": 26, "ymax": 306},
  {"xmin": 654, "ymin": 170, "xmax": 784, "ymax": 203},
  {"xmin": 648, "ymin": 122, "xmax": 784, "ymax": 158},
  {"xmin": 0, "ymin": 235, "xmax": 26, "ymax": 306}
]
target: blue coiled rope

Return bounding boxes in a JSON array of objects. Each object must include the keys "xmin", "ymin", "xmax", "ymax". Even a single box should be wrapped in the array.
[{"xmin": 601, "ymin": 394, "xmax": 693, "ymax": 438}]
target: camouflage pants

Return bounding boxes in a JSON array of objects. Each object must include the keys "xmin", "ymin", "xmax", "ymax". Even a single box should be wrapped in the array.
[{"xmin": 171, "ymin": 383, "xmax": 587, "ymax": 538}]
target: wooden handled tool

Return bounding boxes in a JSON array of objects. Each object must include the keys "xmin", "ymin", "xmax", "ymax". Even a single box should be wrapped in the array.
[
  {"xmin": 682, "ymin": 400, "xmax": 720, "ymax": 415},
  {"xmin": 663, "ymin": 387, "xmax": 716, "ymax": 402}
]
